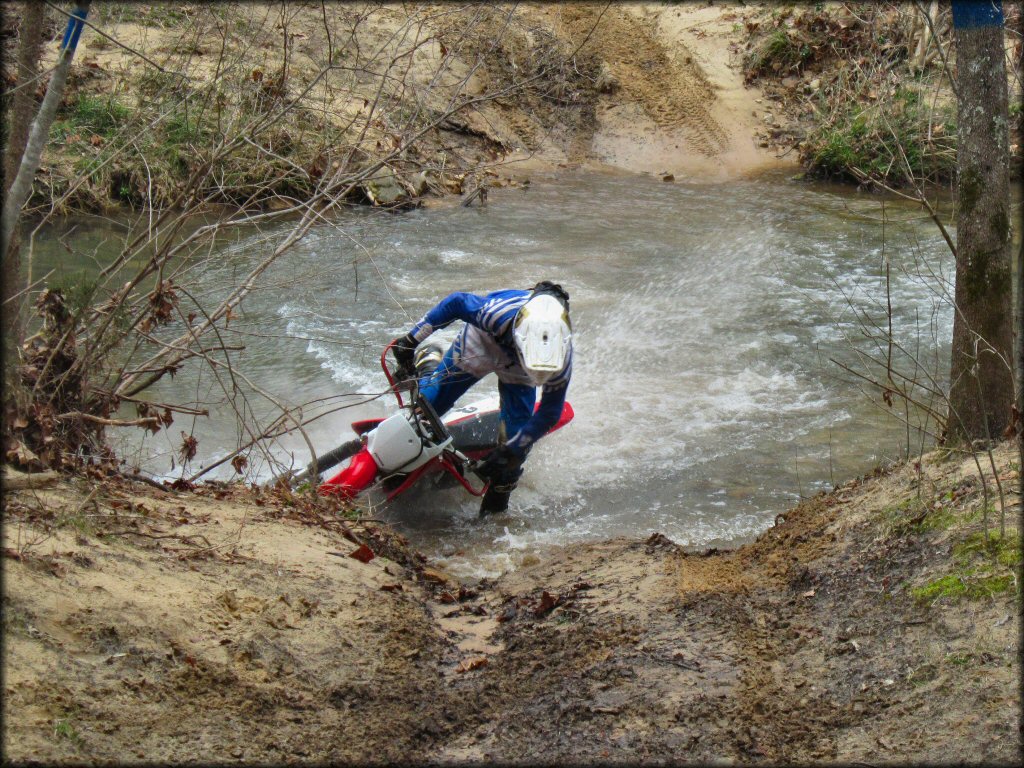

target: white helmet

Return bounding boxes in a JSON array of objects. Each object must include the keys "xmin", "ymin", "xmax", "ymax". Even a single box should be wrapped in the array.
[{"xmin": 513, "ymin": 292, "xmax": 571, "ymax": 385}]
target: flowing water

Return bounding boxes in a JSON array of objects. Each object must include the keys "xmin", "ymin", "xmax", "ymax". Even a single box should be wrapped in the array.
[{"xmin": 30, "ymin": 169, "xmax": 959, "ymax": 578}]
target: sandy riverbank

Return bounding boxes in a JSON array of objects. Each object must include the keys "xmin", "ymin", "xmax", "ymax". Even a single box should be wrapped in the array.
[{"xmin": 3, "ymin": 441, "xmax": 1019, "ymax": 763}]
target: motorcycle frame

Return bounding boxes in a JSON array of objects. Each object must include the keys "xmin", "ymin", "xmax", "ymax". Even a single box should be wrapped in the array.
[{"xmin": 376, "ymin": 341, "xmax": 488, "ymax": 499}]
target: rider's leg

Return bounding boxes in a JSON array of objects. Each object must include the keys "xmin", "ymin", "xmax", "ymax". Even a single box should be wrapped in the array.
[
  {"xmin": 417, "ymin": 342, "xmax": 479, "ymax": 416},
  {"xmin": 479, "ymin": 381, "xmax": 536, "ymax": 515}
]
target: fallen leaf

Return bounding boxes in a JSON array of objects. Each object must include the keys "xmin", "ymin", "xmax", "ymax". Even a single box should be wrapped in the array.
[
  {"xmin": 496, "ymin": 606, "xmax": 517, "ymax": 623},
  {"xmin": 6, "ymin": 441, "xmax": 39, "ymax": 465},
  {"xmin": 456, "ymin": 656, "xmax": 488, "ymax": 673},
  {"xmin": 178, "ymin": 432, "xmax": 198, "ymax": 463},
  {"xmin": 349, "ymin": 544, "xmax": 375, "ymax": 563},
  {"xmin": 535, "ymin": 590, "xmax": 558, "ymax": 616},
  {"xmin": 419, "ymin": 567, "xmax": 450, "ymax": 585}
]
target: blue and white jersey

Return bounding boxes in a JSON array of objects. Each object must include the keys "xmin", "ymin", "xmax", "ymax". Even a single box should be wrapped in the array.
[{"xmin": 408, "ymin": 290, "xmax": 572, "ymax": 452}]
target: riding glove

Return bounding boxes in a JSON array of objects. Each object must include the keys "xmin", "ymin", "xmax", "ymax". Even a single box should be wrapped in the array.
[{"xmin": 391, "ymin": 333, "xmax": 418, "ymax": 377}]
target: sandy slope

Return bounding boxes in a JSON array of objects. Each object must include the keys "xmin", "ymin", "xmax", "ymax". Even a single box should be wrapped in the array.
[
  {"xmin": 3, "ymin": 443, "xmax": 1019, "ymax": 763},
  {"xmin": 40, "ymin": 1, "xmax": 791, "ymax": 207},
  {"xmin": 503, "ymin": 2, "xmax": 791, "ymax": 180},
  {"xmin": 2, "ymin": 481, "xmax": 453, "ymax": 762}
]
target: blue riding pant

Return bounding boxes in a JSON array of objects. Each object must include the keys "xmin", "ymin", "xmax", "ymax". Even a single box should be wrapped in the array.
[{"xmin": 418, "ymin": 343, "xmax": 534, "ymax": 486}]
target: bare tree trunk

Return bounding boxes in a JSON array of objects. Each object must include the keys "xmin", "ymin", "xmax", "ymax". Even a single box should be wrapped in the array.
[
  {"xmin": 912, "ymin": 1, "xmax": 941, "ymax": 73},
  {"xmin": 1, "ymin": 2, "xmax": 89, "ymax": 264},
  {"xmin": 1017, "ymin": 234, "xmax": 1023, "ymax": 512},
  {"xmin": 3, "ymin": 2, "xmax": 46, "ymax": 197},
  {"xmin": 2, "ymin": 1, "xmax": 47, "ymax": 353},
  {"xmin": 947, "ymin": 0, "xmax": 1014, "ymax": 443}
]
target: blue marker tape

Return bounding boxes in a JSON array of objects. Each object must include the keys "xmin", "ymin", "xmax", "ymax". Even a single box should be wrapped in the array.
[
  {"xmin": 951, "ymin": 0, "xmax": 1004, "ymax": 29},
  {"xmin": 60, "ymin": 5, "xmax": 89, "ymax": 52}
]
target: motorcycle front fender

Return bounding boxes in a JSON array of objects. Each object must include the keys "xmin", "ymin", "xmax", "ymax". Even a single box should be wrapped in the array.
[{"xmin": 318, "ymin": 449, "xmax": 379, "ymax": 498}]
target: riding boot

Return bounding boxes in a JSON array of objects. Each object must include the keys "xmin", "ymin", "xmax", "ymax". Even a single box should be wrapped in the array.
[
  {"xmin": 479, "ymin": 481, "xmax": 516, "ymax": 516},
  {"xmin": 479, "ymin": 458, "xmax": 523, "ymax": 516}
]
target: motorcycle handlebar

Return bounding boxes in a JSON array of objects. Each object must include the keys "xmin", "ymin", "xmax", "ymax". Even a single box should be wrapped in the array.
[{"xmin": 380, "ymin": 340, "xmax": 405, "ymax": 407}]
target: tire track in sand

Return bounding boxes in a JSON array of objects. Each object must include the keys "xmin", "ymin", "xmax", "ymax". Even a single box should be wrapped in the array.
[{"xmin": 550, "ymin": 3, "xmax": 730, "ymax": 157}]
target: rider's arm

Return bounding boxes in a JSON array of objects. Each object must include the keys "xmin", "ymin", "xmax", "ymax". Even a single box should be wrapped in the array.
[
  {"xmin": 506, "ymin": 361, "xmax": 572, "ymax": 456},
  {"xmin": 408, "ymin": 292, "xmax": 487, "ymax": 343},
  {"xmin": 408, "ymin": 290, "xmax": 528, "ymax": 343}
]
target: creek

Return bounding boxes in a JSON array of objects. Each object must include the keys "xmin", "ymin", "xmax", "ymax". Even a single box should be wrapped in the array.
[{"xmin": 30, "ymin": 169, "xmax": 957, "ymax": 578}]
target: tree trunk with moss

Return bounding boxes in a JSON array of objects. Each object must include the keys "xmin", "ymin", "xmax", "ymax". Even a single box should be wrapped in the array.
[{"xmin": 947, "ymin": 1, "xmax": 1014, "ymax": 443}]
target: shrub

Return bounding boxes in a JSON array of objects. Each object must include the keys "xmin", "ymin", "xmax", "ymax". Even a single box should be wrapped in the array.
[
  {"xmin": 801, "ymin": 80, "xmax": 957, "ymax": 186},
  {"xmin": 744, "ymin": 29, "xmax": 809, "ymax": 77},
  {"xmin": 68, "ymin": 94, "xmax": 132, "ymax": 136}
]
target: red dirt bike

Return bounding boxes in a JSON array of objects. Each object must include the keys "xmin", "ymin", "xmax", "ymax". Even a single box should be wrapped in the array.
[{"xmin": 285, "ymin": 341, "xmax": 574, "ymax": 503}]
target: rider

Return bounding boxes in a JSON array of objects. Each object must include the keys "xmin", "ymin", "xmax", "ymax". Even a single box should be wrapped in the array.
[{"xmin": 391, "ymin": 281, "xmax": 573, "ymax": 515}]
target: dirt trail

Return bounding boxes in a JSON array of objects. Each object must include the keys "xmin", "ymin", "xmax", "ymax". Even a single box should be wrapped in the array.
[
  {"xmin": 427, "ymin": 445, "xmax": 1020, "ymax": 764},
  {"xmin": 549, "ymin": 4, "xmax": 729, "ymax": 157},
  {"xmin": 500, "ymin": 2, "xmax": 789, "ymax": 180},
  {"xmin": 4, "ymin": 444, "xmax": 1018, "ymax": 764}
]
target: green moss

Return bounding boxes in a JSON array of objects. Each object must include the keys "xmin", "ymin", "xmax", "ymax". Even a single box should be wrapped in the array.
[
  {"xmin": 911, "ymin": 573, "xmax": 967, "ymax": 602},
  {"xmin": 991, "ymin": 207, "xmax": 1011, "ymax": 249},
  {"xmin": 912, "ymin": 527, "xmax": 1020, "ymax": 605},
  {"xmin": 971, "ymin": 573, "xmax": 1014, "ymax": 596},
  {"xmin": 959, "ymin": 166, "xmax": 982, "ymax": 216},
  {"xmin": 910, "ymin": 571, "xmax": 1014, "ymax": 603},
  {"xmin": 954, "ymin": 530, "xmax": 1021, "ymax": 568}
]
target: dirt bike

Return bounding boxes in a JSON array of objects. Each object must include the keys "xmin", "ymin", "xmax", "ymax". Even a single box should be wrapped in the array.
[{"xmin": 283, "ymin": 341, "xmax": 574, "ymax": 504}]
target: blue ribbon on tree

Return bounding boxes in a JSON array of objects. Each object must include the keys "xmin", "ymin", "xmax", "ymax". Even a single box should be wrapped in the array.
[
  {"xmin": 951, "ymin": 0, "xmax": 1004, "ymax": 29},
  {"xmin": 60, "ymin": 4, "xmax": 89, "ymax": 52}
]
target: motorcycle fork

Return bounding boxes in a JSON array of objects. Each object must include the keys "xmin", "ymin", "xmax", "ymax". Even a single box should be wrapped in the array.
[{"xmin": 384, "ymin": 453, "xmax": 487, "ymax": 501}]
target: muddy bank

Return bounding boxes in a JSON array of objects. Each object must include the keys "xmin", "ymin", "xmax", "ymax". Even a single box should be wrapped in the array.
[{"xmin": 3, "ymin": 442, "xmax": 1020, "ymax": 764}]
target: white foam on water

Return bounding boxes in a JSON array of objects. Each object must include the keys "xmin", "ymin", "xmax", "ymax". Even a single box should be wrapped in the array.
[{"xmin": 439, "ymin": 248, "xmax": 472, "ymax": 264}]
